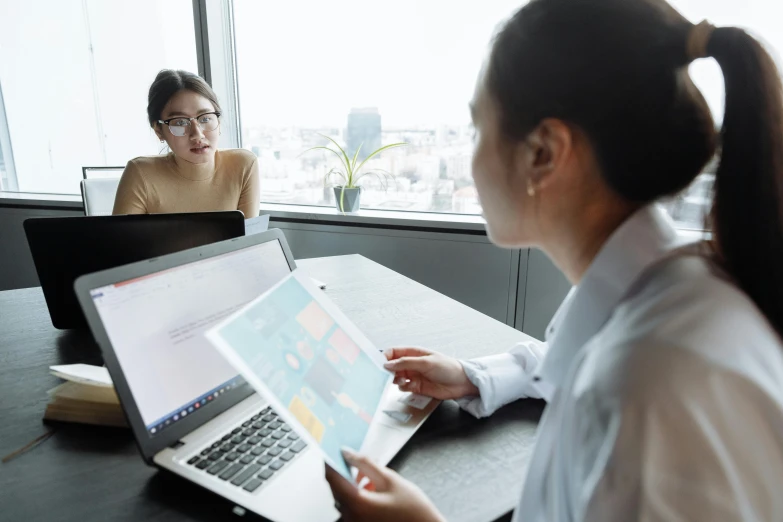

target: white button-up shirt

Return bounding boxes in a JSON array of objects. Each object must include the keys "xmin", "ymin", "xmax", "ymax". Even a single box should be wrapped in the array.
[{"xmin": 458, "ymin": 205, "xmax": 783, "ymax": 521}]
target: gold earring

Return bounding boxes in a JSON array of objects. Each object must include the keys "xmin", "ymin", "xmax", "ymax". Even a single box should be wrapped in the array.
[{"xmin": 527, "ymin": 178, "xmax": 536, "ymax": 197}]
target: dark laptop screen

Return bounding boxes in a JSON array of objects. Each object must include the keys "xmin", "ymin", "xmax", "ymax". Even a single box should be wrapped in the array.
[{"xmin": 24, "ymin": 212, "xmax": 244, "ymax": 329}]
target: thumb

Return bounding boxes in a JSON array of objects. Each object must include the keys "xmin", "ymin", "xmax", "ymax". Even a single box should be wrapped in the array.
[
  {"xmin": 341, "ymin": 448, "xmax": 391, "ymax": 492},
  {"xmin": 384, "ymin": 355, "xmax": 432, "ymax": 373},
  {"xmin": 384, "ymin": 346, "xmax": 432, "ymax": 361}
]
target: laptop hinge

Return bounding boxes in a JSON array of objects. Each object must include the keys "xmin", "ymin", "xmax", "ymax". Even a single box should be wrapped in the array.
[{"xmin": 170, "ymin": 440, "xmax": 185, "ymax": 450}]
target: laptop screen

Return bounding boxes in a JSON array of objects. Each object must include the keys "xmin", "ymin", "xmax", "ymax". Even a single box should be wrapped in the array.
[{"xmin": 88, "ymin": 239, "xmax": 292, "ymax": 438}]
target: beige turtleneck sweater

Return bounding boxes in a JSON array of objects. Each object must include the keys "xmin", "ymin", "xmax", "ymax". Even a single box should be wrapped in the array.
[{"xmin": 112, "ymin": 149, "xmax": 260, "ymax": 218}]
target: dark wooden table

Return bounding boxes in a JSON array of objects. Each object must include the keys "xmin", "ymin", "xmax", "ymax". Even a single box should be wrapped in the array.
[{"xmin": 0, "ymin": 255, "xmax": 544, "ymax": 522}]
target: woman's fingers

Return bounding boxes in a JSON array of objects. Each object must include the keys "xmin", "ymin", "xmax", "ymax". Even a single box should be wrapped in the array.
[
  {"xmin": 355, "ymin": 471, "xmax": 376, "ymax": 491},
  {"xmin": 398, "ymin": 379, "xmax": 421, "ymax": 394},
  {"xmin": 384, "ymin": 346, "xmax": 432, "ymax": 361},
  {"xmin": 341, "ymin": 448, "xmax": 391, "ymax": 492},
  {"xmin": 393, "ymin": 372, "xmax": 422, "ymax": 393},
  {"xmin": 384, "ymin": 355, "xmax": 432, "ymax": 374},
  {"xmin": 324, "ymin": 465, "xmax": 359, "ymax": 506}
]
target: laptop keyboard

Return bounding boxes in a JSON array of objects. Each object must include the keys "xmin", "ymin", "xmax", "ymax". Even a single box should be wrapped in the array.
[{"xmin": 185, "ymin": 406, "xmax": 308, "ymax": 492}]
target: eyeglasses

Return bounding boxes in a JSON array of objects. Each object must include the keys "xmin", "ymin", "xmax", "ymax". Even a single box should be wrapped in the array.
[{"xmin": 158, "ymin": 112, "xmax": 221, "ymax": 137}]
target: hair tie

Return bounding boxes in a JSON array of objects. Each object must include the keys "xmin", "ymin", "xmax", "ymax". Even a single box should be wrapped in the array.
[{"xmin": 687, "ymin": 20, "xmax": 716, "ymax": 61}]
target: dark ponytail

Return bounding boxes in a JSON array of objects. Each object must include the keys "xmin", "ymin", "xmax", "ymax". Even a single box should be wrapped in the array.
[
  {"xmin": 487, "ymin": 0, "xmax": 783, "ymax": 337},
  {"xmin": 707, "ymin": 28, "xmax": 783, "ymax": 337}
]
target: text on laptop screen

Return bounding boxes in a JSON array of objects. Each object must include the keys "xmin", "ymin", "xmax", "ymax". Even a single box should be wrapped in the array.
[{"xmin": 89, "ymin": 240, "xmax": 291, "ymax": 436}]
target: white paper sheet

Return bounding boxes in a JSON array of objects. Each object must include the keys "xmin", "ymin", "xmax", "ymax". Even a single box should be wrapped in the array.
[
  {"xmin": 50, "ymin": 364, "xmax": 113, "ymax": 387},
  {"xmin": 206, "ymin": 269, "xmax": 391, "ymax": 479},
  {"xmin": 244, "ymin": 214, "xmax": 270, "ymax": 235}
]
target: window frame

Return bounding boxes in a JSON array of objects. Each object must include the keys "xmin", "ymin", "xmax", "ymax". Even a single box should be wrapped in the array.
[
  {"xmin": 0, "ymin": 81, "xmax": 18, "ymax": 192},
  {"xmin": 196, "ymin": 0, "xmax": 241, "ymax": 150}
]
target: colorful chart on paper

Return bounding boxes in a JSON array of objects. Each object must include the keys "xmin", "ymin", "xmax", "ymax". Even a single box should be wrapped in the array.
[{"xmin": 210, "ymin": 274, "xmax": 389, "ymax": 477}]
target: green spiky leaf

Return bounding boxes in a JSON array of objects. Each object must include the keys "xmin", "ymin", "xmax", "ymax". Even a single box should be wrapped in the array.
[
  {"xmin": 317, "ymin": 134, "xmax": 353, "ymax": 181},
  {"xmin": 301, "ymin": 146, "xmax": 347, "ymax": 169},
  {"xmin": 353, "ymin": 142, "xmax": 407, "ymax": 178},
  {"xmin": 351, "ymin": 143, "xmax": 363, "ymax": 172}
]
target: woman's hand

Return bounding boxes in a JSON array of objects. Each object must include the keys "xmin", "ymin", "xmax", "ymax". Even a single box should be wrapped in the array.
[
  {"xmin": 325, "ymin": 448, "xmax": 445, "ymax": 522},
  {"xmin": 383, "ymin": 347, "xmax": 479, "ymax": 400}
]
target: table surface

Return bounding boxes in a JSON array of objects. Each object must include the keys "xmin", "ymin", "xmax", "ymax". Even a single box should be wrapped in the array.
[{"xmin": 0, "ymin": 254, "xmax": 544, "ymax": 522}]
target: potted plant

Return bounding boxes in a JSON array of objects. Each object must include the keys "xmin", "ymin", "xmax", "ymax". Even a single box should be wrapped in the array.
[{"xmin": 303, "ymin": 134, "xmax": 406, "ymax": 213}]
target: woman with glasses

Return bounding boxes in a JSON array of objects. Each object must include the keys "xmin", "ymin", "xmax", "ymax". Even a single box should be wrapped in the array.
[
  {"xmin": 113, "ymin": 69, "xmax": 260, "ymax": 218},
  {"xmin": 325, "ymin": 0, "xmax": 783, "ymax": 520}
]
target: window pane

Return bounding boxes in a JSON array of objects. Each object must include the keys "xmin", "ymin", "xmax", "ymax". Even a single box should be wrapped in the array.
[
  {"xmin": 235, "ymin": 0, "xmax": 782, "ymax": 225},
  {"xmin": 234, "ymin": 0, "xmax": 522, "ymax": 214},
  {"xmin": 0, "ymin": 0, "xmax": 197, "ymax": 194}
]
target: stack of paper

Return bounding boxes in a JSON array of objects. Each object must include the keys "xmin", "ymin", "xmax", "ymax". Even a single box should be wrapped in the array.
[{"xmin": 44, "ymin": 364, "xmax": 127, "ymax": 427}]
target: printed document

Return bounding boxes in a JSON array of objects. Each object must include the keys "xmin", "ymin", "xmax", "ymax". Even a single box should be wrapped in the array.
[{"xmin": 206, "ymin": 269, "xmax": 390, "ymax": 478}]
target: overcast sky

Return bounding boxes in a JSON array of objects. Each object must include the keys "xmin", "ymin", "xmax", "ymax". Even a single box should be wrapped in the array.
[{"xmin": 233, "ymin": 0, "xmax": 783, "ymax": 129}]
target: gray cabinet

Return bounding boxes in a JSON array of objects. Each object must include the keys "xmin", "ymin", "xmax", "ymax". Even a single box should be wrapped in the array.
[{"xmin": 516, "ymin": 249, "xmax": 571, "ymax": 340}]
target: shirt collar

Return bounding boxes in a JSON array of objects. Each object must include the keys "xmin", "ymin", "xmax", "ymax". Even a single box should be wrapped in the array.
[{"xmin": 535, "ymin": 205, "xmax": 681, "ymax": 391}]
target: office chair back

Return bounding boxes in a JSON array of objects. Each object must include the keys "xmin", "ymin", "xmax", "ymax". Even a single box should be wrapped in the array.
[
  {"xmin": 80, "ymin": 178, "xmax": 121, "ymax": 216},
  {"xmin": 82, "ymin": 166, "xmax": 124, "ymax": 180}
]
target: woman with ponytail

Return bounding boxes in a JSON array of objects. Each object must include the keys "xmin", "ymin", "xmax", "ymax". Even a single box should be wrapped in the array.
[{"xmin": 325, "ymin": 1, "xmax": 783, "ymax": 520}]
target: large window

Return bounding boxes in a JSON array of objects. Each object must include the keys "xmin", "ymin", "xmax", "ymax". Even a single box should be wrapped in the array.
[
  {"xmin": 2, "ymin": 0, "xmax": 782, "ymax": 227},
  {"xmin": 234, "ymin": 0, "xmax": 522, "ymax": 214},
  {"xmin": 232, "ymin": 0, "xmax": 783, "ymax": 224},
  {"xmin": 0, "ymin": 0, "xmax": 197, "ymax": 195}
]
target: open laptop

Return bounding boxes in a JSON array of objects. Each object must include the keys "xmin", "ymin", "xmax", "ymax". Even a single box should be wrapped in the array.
[
  {"xmin": 74, "ymin": 230, "xmax": 438, "ymax": 522},
  {"xmin": 24, "ymin": 211, "xmax": 245, "ymax": 329}
]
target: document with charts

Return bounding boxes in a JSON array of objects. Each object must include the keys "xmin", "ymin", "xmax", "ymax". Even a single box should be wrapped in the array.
[{"xmin": 206, "ymin": 269, "xmax": 391, "ymax": 478}]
